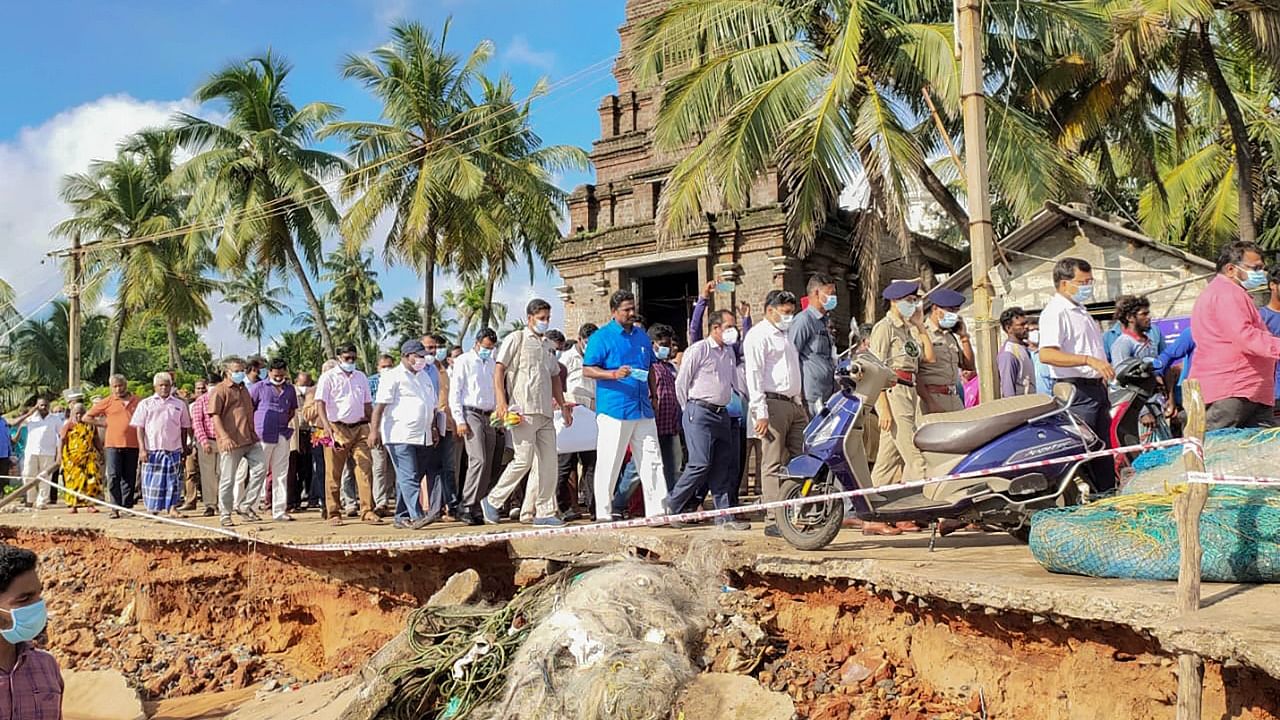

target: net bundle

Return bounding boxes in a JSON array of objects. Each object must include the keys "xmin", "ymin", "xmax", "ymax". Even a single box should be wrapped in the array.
[{"xmin": 1029, "ymin": 428, "xmax": 1280, "ymax": 581}]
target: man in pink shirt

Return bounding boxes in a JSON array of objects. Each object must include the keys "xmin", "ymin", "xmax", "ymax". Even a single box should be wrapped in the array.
[
  {"xmin": 1190, "ymin": 241, "xmax": 1280, "ymax": 430},
  {"xmin": 189, "ymin": 379, "xmax": 220, "ymax": 516},
  {"xmin": 315, "ymin": 344, "xmax": 379, "ymax": 526},
  {"xmin": 130, "ymin": 372, "xmax": 193, "ymax": 517}
]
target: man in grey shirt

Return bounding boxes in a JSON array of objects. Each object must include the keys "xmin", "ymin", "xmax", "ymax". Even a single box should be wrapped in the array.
[{"xmin": 788, "ymin": 273, "xmax": 838, "ymax": 414}]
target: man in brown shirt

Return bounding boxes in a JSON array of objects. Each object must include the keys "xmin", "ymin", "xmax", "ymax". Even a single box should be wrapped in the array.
[
  {"xmin": 85, "ymin": 374, "xmax": 141, "ymax": 515},
  {"xmin": 206, "ymin": 357, "xmax": 266, "ymax": 527}
]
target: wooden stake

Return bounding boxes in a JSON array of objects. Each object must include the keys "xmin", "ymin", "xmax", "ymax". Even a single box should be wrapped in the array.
[
  {"xmin": 1175, "ymin": 378, "xmax": 1208, "ymax": 720},
  {"xmin": 0, "ymin": 479, "xmax": 42, "ymax": 512}
]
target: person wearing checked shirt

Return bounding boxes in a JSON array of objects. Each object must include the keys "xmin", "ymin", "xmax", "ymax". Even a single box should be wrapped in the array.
[
  {"xmin": 917, "ymin": 287, "xmax": 974, "ymax": 414},
  {"xmin": 866, "ymin": 280, "xmax": 935, "ymax": 535},
  {"xmin": 665, "ymin": 309, "xmax": 750, "ymax": 531}
]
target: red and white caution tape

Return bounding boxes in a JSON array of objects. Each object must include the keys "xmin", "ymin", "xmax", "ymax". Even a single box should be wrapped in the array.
[
  {"xmin": 1186, "ymin": 471, "xmax": 1280, "ymax": 487},
  {"xmin": 0, "ymin": 436, "xmax": 1205, "ymax": 553}
]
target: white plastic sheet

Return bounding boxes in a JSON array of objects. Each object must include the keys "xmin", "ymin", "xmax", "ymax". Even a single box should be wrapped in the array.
[{"xmin": 555, "ymin": 405, "xmax": 598, "ymax": 454}]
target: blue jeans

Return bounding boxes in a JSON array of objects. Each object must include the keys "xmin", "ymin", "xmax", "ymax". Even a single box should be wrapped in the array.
[
  {"xmin": 667, "ymin": 403, "xmax": 735, "ymax": 514},
  {"xmin": 611, "ymin": 458, "xmax": 639, "ymax": 516},
  {"xmin": 427, "ymin": 435, "xmax": 459, "ymax": 518},
  {"xmin": 387, "ymin": 443, "xmax": 431, "ymax": 522}
]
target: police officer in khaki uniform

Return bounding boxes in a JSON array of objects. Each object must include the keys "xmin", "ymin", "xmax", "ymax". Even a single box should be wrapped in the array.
[
  {"xmin": 917, "ymin": 288, "xmax": 975, "ymax": 414},
  {"xmin": 866, "ymin": 281, "xmax": 935, "ymax": 535}
]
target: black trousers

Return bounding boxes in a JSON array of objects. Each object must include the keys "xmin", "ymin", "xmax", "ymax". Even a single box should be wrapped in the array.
[
  {"xmin": 557, "ymin": 451, "xmax": 596, "ymax": 514},
  {"xmin": 105, "ymin": 447, "xmax": 139, "ymax": 507},
  {"xmin": 288, "ymin": 430, "xmax": 312, "ymax": 509},
  {"xmin": 1059, "ymin": 379, "xmax": 1115, "ymax": 493},
  {"xmin": 1205, "ymin": 397, "xmax": 1275, "ymax": 431}
]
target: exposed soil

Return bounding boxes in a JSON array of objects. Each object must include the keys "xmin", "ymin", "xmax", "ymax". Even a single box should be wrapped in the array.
[
  {"xmin": 5, "ymin": 529, "xmax": 516, "ymax": 700},
  {"xmin": 740, "ymin": 574, "xmax": 1280, "ymax": 720}
]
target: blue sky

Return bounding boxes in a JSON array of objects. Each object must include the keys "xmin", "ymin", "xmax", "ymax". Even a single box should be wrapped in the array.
[{"xmin": 0, "ymin": 0, "xmax": 625, "ymax": 355}]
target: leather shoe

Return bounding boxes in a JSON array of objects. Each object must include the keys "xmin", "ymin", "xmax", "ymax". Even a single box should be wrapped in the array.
[{"xmin": 763, "ymin": 525, "xmax": 782, "ymax": 538}]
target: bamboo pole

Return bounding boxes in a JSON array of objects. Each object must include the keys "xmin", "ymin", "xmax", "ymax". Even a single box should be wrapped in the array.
[{"xmin": 1175, "ymin": 379, "xmax": 1208, "ymax": 720}]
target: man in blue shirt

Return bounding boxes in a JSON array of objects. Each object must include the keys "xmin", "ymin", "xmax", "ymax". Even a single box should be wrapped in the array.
[
  {"xmin": 583, "ymin": 290, "xmax": 669, "ymax": 522},
  {"xmin": 1103, "ymin": 295, "xmax": 1167, "ymax": 362},
  {"xmin": 1260, "ymin": 267, "xmax": 1280, "ymax": 409}
]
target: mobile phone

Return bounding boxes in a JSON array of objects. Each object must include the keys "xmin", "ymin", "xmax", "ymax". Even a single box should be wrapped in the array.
[{"xmin": 715, "ymin": 281, "xmax": 736, "ymax": 293}]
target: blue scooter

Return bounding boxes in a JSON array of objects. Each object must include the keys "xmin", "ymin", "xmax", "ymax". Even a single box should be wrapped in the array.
[{"xmin": 776, "ymin": 351, "xmax": 1104, "ymax": 550}]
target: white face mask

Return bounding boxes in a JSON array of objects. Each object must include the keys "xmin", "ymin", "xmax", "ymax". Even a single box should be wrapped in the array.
[
  {"xmin": 721, "ymin": 328, "xmax": 740, "ymax": 346},
  {"xmin": 1028, "ymin": 330, "xmax": 1040, "ymax": 345}
]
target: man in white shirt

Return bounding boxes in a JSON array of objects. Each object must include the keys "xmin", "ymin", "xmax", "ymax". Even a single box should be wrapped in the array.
[
  {"xmin": 744, "ymin": 290, "xmax": 807, "ymax": 537},
  {"xmin": 315, "ymin": 343, "xmax": 379, "ymax": 526},
  {"xmin": 371, "ymin": 340, "xmax": 439, "ymax": 529},
  {"xmin": 557, "ymin": 323, "xmax": 598, "ymax": 516},
  {"xmin": 1038, "ymin": 257, "xmax": 1116, "ymax": 491},
  {"xmin": 449, "ymin": 328, "xmax": 501, "ymax": 526},
  {"xmin": 14, "ymin": 397, "xmax": 62, "ymax": 509}
]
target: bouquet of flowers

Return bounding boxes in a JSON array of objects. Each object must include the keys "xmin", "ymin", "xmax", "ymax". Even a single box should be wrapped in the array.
[
  {"xmin": 311, "ymin": 428, "xmax": 335, "ymax": 448},
  {"xmin": 490, "ymin": 405, "xmax": 524, "ymax": 428}
]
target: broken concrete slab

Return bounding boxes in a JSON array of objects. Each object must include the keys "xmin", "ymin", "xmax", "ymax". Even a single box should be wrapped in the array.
[
  {"xmin": 676, "ymin": 673, "xmax": 795, "ymax": 720},
  {"xmin": 63, "ymin": 669, "xmax": 145, "ymax": 720},
  {"xmin": 426, "ymin": 568, "xmax": 481, "ymax": 607}
]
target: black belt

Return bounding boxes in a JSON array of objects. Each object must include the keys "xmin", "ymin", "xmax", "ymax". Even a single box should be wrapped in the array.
[
  {"xmin": 1058, "ymin": 377, "xmax": 1104, "ymax": 386},
  {"xmin": 332, "ymin": 420, "xmax": 368, "ymax": 428},
  {"xmin": 764, "ymin": 392, "xmax": 797, "ymax": 403},
  {"xmin": 464, "ymin": 406, "xmax": 494, "ymax": 415},
  {"xmin": 690, "ymin": 399, "xmax": 727, "ymax": 414}
]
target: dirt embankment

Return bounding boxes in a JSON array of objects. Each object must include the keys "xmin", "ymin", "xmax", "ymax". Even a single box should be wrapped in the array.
[
  {"xmin": 7, "ymin": 529, "xmax": 515, "ymax": 700},
  {"xmin": 745, "ymin": 575, "xmax": 1280, "ymax": 720}
]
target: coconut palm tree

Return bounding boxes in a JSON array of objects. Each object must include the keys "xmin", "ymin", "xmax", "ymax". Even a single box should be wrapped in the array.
[
  {"xmin": 322, "ymin": 20, "xmax": 494, "ymax": 335},
  {"xmin": 172, "ymin": 52, "xmax": 348, "ymax": 359},
  {"xmin": 629, "ymin": 0, "xmax": 1105, "ymax": 287},
  {"xmin": 1103, "ymin": 0, "xmax": 1280, "ymax": 244},
  {"xmin": 224, "ymin": 265, "xmax": 290, "ymax": 357},
  {"xmin": 383, "ymin": 297, "xmax": 427, "ymax": 349},
  {"xmin": 459, "ymin": 73, "xmax": 587, "ymax": 329},
  {"xmin": 9, "ymin": 300, "xmax": 110, "ymax": 394},
  {"xmin": 54, "ymin": 129, "xmax": 190, "ymax": 375},
  {"xmin": 321, "ymin": 245, "xmax": 385, "ymax": 370}
]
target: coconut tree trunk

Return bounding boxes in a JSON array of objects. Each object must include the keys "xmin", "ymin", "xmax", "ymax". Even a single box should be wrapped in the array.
[
  {"xmin": 422, "ymin": 258, "xmax": 436, "ymax": 335},
  {"xmin": 1198, "ymin": 21, "xmax": 1257, "ymax": 243},
  {"xmin": 917, "ymin": 163, "xmax": 970, "ymax": 230},
  {"xmin": 165, "ymin": 317, "xmax": 185, "ymax": 373},
  {"xmin": 283, "ymin": 244, "xmax": 336, "ymax": 359},
  {"xmin": 108, "ymin": 306, "xmax": 129, "ymax": 379},
  {"xmin": 481, "ymin": 267, "xmax": 497, "ymax": 331}
]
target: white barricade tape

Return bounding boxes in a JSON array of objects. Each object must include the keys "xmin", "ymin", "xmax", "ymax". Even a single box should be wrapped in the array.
[
  {"xmin": 0, "ymin": 436, "xmax": 1202, "ymax": 554},
  {"xmin": 1186, "ymin": 471, "xmax": 1280, "ymax": 487}
]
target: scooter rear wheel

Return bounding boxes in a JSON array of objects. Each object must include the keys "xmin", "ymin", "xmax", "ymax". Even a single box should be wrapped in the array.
[{"xmin": 776, "ymin": 479, "xmax": 843, "ymax": 551}]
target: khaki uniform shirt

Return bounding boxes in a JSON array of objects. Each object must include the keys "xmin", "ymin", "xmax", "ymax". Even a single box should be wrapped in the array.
[
  {"xmin": 918, "ymin": 319, "xmax": 963, "ymax": 387},
  {"xmin": 497, "ymin": 328, "xmax": 558, "ymax": 417},
  {"xmin": 868, "ymin": 314, "xmax": 924, "ymax": 374}
]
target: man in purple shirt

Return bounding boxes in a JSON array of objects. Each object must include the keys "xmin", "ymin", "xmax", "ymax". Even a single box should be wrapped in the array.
[
  {"xmin": 665, "ymin": 309, "xmax": 749, "ymax": 530},
  {"xmin": 249, "ymin": 358, "xmax": 298, "ymax": 522},
  {"xmin": 0, "ymin": 545, "xmax": 62, "ymax": 720}
]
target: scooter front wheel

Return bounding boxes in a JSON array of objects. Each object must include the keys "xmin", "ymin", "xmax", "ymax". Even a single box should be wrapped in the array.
[{"xmin": 776, "ymin": 479, "xmax": 843, "ymax": 551}]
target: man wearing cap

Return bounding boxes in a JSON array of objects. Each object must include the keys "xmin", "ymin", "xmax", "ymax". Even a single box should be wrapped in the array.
[
  {"xmin": 917, "ymin": 288, "xmax": 975, "ymax": 414},
  {"xmin": 789, "ymin": 273, "xmax": 839, "ymax": 415},
  {"xmin": 867, "ymin": 281, "xmax": 935, "ymax": 532},
  {"xmin": 370, "ymin": 340, "xmax": 440, "ymax": 529}
]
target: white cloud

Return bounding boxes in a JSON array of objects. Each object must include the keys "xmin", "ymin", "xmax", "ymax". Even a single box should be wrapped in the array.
[
  {"xmin": 503, "ymin": 35, "xmax": 556, "ymax": 71},
  {"xmin": 0, "ymin": 94, "xmax": 198, "ymax": 323},
  {"xmin": 371, "ymin": 0, "xmax": 411, "ymax": 28},
  {"xmin": 205, "ymin": 292, "xmax": 258, "ymax": 359}
]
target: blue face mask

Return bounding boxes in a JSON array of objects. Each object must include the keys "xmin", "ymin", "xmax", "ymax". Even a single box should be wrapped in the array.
[
  {"xmin": 939, "ymin": 311, "xmax": 959, "ymax": 329},
  {"xmin": 1072, "ymin": 283, "xmax": 1094, "ymax": 304},
  {"xmin": 533, "ymin": 320, "xmax": 549, "ymax": 335},
  {"xmin": 1, "ymin": 599, "xmax": 47, "ymax": 644},
  {"xmin": 230, "ymin": 371, "xmax": 247, "ymax": 385},
  {"xmin": 435, "ymin": 348, "xmax": 448, "ymax": 362},
  {"xmin": 822, "ymin": 294, "xmax": 838, "ymax": 312},
  {"xmin": 895, "ymin": 300, "xmax": 918, "ymax": 318},
  {"xmin": 478, "ymin": 347, "xmax": 493, "ymax": 361},
  {"xmin": 655, "ymin": 345, "xmax": 671, "ymax": 360},
  {"xmin": 1239, "ymin": 265, "xmax": 1268, "ymax": 290},
  {"xmin": 339, "ymin": 361, "xmax": 357, "ymax": 373}
]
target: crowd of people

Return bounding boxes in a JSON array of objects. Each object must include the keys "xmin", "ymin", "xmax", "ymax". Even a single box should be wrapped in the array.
[{"xmin": 3, "ymin": 240, "xmax": 1280, "ymax": 538}]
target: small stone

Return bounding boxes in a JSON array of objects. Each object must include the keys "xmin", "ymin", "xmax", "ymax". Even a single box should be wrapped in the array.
[{"xmin": 262, "ymin": 678, "xmax": 278, "ymax": 692}]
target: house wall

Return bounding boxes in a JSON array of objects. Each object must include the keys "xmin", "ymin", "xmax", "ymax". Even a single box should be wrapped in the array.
[{"xmin": 955, "ymin": 223, "xmax": 1211, "ymax": 321}]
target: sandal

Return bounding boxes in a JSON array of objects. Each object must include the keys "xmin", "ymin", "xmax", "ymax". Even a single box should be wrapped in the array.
[
  {"xmin": 328, "ymin": 516, "xmax": 344, "ymax": 527},
  {"xmin": 361, "ymin": 512, "xmax": 384, "ymax": 525}
]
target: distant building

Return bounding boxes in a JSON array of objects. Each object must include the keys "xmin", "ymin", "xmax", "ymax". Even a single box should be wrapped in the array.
[
  {"xmin": 550, "ymin": 0, "xmax": 961, "ymax": 346},
  {"xmin": 936, "ymin": 201, "xmax": 1216, "ymax": 322}
]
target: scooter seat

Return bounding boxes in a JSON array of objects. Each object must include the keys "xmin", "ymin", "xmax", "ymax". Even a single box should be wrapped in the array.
[{"xmin": 914, "ymin": 394, "xmax": 1060, "ymax": 454}]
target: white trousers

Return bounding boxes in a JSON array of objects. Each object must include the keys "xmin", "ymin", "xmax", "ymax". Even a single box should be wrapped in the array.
[
  {"xmin": 487, "ymin": 414, "xmax": 557, "ymax": 518},
  {"xmin": 259, "ymin": 440, "xmax": 291, "ymax": 519},
  {"xmin": 593, "ymin": 415, "xmax": 667, "ymax": 521}
]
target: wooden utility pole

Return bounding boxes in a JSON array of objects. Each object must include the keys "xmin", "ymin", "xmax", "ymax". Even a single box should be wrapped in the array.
[
  {"xmin": 1174, "ymin": 379, "xmax": 1208, "ymax": 720},
  {"xmin": 956, "ymin": 0, "xmax": 1000, "ymax": 402},
  {"xmin": 67, "ymin": 232, "xmax": 83, "ymax": 393}
]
